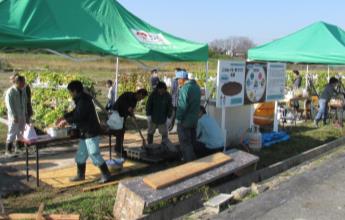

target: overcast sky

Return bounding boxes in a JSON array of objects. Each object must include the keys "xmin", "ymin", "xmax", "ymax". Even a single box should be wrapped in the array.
[{"xmin": 118, "ymin": 0, "xmax": 345, "ymax": 45}]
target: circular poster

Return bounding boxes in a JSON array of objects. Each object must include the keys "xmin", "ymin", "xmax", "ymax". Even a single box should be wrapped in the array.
[{"xmin": 245, "ymin": 65, "xmax": 266, "ymax": 102}]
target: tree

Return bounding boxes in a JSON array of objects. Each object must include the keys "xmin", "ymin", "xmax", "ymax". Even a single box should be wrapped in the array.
[{"xmin": 209, "ymin": 36, "xmax": 256, "ymax": 57}]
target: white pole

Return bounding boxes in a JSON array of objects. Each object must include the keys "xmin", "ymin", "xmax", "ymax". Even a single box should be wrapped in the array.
[
  {"xmin": 221, "ymin": 106, "xmax": 227, "ymax": 152},
  {"xmin": 327, "ymin": 65, "xmax": 330, "ymax": 81},
  {"xmin": 306, "ymin": 65, "xmax": 309, "ymax": 89},
  {"xmin": 273, "ymin": 101, "xmax": 279, "ymax": 132},
  {"xmin": 250, "ymin": 105, "xmax": 254, "ymax": 128},
  {"xmin": 115, "ymin": 57, "xmax": 119, "ymax": 100},
  {"xmin": 205, "ymin": 61, "xmax": 209, "ymax": 111}
]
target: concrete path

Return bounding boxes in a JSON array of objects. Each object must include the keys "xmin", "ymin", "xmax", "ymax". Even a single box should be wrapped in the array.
[{"xmin": 215, "ymin": 147, "xmax": 345, "ymax": 220}]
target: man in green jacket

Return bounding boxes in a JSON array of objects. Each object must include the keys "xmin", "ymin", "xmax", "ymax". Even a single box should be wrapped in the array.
[
  {"xmin": 5, "ymin": 75, "xmax": 27, "ymax": 155},
  {"xmin": 176, "ymin": 70, "xmax": 201, "ymax": 161},
  {"xmin": 146, "ymin": 81, "xmax": 173, "ymax": 146}
]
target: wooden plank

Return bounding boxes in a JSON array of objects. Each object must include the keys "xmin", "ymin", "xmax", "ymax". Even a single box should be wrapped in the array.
[
  {"xmin": 36, "ymin": 203, "xmax": 44, "ymax": 220},
  {"xmin": 82, "ymin": 180, "xmax": 119, "ymax": 192},
  {"xmin": 0, "ymin": 214, "xmax": 79, "ymax": 220},
  {"xmin": 143, "ymin": 152, "xmax": 232, "ymax": 189}
]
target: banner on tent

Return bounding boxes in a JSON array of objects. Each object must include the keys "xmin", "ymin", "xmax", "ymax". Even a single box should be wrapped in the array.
[
  {"xmin": 216, "ymin": 60, "xmax": 286, "ymax": 108},
  {"xmin": 131, "ymin": 29, "xmax": 170, "ymax": 45}
]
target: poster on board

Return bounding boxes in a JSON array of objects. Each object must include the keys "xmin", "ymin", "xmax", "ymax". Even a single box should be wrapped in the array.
[
  {"xmin": 266, "ymin": 63, "xmax": 286, "ymax": 101},
  {"xmin": 244, "ymin": 62, "xmax": 267, "ymax": 104},
  {"xmin": 216, "ymin": 60, "xmax": 245, "ymax": 108}
]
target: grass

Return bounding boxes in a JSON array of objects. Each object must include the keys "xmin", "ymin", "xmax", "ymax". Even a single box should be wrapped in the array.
[
  {"xmin": 255, "ymin": 122, "xmax": 344, "ymax": 168},
  {"xmin": 1, "ymin": 52, "xmax": 345, "ymax": 219},
  {"xmin": 3, "ymin": 185, "xmax": 117, "ymax": 220},
  {"xmin": 0, "ymin": 123, "xmax": 6, "ymax": 153}
]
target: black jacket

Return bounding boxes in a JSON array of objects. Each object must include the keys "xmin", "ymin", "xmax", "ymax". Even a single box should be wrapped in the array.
[
  {"xmin": 146, "ymin": 90, "xmax": 172, "ymax": 124},
  {"xmin": 112, "ymin": 92, "xmax": 138, "ymax": 118},
  {"xmin": 64, "ymin": 92, "xmax": 101, "ymax": 138}
]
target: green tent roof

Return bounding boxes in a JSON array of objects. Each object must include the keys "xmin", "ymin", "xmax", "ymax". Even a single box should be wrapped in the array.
[
  {"xmin": 248, "ymin": 21, "xmax": 345, "ymax": 64},
  {"xmin": 0, "ymin": 0, "xmax": 208, "ymax": 61}
]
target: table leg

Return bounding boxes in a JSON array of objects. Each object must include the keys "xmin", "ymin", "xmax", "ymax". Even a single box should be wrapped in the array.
[
  {"xmin": 26, "ymin": 145, "xmax": 29, "ymax": 182},
  {"xmin": 36, "ymin": 145, "xmax": 39, "ymax": 187},
  {"xmin": 109, "ymin": 134, "xmax": 112, "ymax": 160}
]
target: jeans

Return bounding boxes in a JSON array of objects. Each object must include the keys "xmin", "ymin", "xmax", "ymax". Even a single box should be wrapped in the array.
[
  {"xmin": 75, "ymin": 136, "xmax": 105, "ymax": 166},
  {"xmin": 147, "ymin": 121, "xmax": 169, "ymax": 144},
  {"xmin": 177, "ymin": 123, "xmax": 196, "ymax": 162},
  {"xmin": 315, "ymin": 99, "xmax": 328, "ymax": 123}
]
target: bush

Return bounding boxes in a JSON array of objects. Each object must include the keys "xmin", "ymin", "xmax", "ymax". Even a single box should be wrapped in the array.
[
  {"xmin": 0, "ymin": 71, "xmax": 96, "ymax": 129},
  {"xmin": 286, "ymin": 70, "xmax": 340, "ymax": 95}
]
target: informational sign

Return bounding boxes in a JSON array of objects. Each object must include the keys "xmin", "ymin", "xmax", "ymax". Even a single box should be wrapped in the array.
[
  {"xmin": 266, "ymin": 63, "xmax": 286, "ymax": 101},
  {"xmin": 216, "ymin": 60, "xmax": 246, "ymax": 108},
  {"xmin": 216, "ymin": 61, "xmax": 286, "ymax": 108},
  {"xmin": 244, "ymin": 62, "xmax": 267, "ymax": 104}
]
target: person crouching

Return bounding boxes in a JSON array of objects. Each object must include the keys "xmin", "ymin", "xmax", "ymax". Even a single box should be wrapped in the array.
[
  {"xmin": 195, "ymin": 106, "xmax": 225, "ymax": 157},
  {"xmin": 56, "ymin": 80, "xmax": 111, "ymax": 183},
  {"xmin": 146, "ymin": 81, "xmax": 173, "ymax": 147}
]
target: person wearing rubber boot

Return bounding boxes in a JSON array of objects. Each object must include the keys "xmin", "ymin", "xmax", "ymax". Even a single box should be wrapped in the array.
[
  {"xmin": 111, "ymin": 89, "xmax": 148, "ymax": 156},
  {"xmin": 56, "ymin": 80, "xmax": 110, "ymax": 183},
  {"xmin": 4, "ymin": 75, "xmax": 28, "ymax": 156},
  {"xmin": 146, "ymin": 81, "xmax": 173, "ymax": 149},
  {"xmin": 175, "ymin": 70, "xmax": 201, "ymax": 162}
]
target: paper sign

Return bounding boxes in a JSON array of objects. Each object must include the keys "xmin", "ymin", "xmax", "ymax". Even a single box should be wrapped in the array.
[
  {"xmin": 266, "ymin": 63, "xmax": 286, "ymax": 101},
  {"xmin": 216, "ymin": 60, "xmax": 245, "ymax": 108}
]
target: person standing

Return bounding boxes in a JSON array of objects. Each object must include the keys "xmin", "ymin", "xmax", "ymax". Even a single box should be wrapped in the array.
[
  {"xmin": 56, "ymin": 80, "xmax": 111, "ymax": 183},
  {"xmin": 293, "ymin": 70, "xmax": 302, "ymax": 89},
  {"xmin": 111, "ymin": 89, "xmax": 148, "ymax": 155},
  {"xmin": 292, "ymin": 70, "xmax": 302, "ymax": 110},
  {"xmin": 169, "ymin": 68, "xmax": 183, "ymax": 131},
  {"xmin": 5, "ymin": 75, "xmax": 27, "ymax": 156},
  {"xmin": 195, "ymin": 106, "xmax": 224, "ymax": 157},
  {"xmin": 314, "ymin": 77, "xmax": 339, "ymax": 127},
  {"xmin": 10, "ymin": 73, "xmax": 33, "ymax": 123},
  {"xmin": 175, "ymin": 70, "xmax": 201, "ymax": 161},
  {"xmin": 105, "ymin": 80, "xmax": 116, "ymax": 111},
  {"xmin": 150, "ymin": 69, "xmax": 160, "ymax": 91},
  {"xmin": 146, "ymin": 82, "xmax": 173, "ymax": 147}
]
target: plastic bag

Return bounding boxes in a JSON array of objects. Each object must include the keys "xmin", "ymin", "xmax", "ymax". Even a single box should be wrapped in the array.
[
  {"xmin": 23, "ymin": 124, "xmax": 38, "ymax": 140},
  {"xmin": 106, "ymin": 111, "xmax": 124, "ymax": 130}
]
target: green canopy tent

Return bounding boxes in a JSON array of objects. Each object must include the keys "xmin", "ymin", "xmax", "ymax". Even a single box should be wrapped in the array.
[
  {"xmin": 248, "ymin": 21, "xmax": 345, "ymax": 131},
  {"xmin": 0, "ymin": 0, "xmax": 208, "ymax": 97},
  {"xmin": 248, "ymin": 21, "xmax": 345, "ymax": 65}
]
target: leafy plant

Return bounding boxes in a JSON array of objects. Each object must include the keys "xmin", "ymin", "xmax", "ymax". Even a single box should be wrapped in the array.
[{"xmin": 0, "ymin": 71, "xmax": 96, "ymax": 129}]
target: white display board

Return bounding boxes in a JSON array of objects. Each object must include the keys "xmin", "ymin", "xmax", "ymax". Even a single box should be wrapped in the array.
[
  {"xmin": 266, "ymin": 63, "xmax": 286, "ymax": 101},
  {"xmin": 244, "ymin": 62, "xmax": 267, "ymax": 104},
  {"xmin": 216, "ymin": 60, "xmax": 246, "ymax": 108}
]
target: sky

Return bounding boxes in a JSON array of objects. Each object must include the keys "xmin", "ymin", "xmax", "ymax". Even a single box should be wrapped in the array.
[{"xmin": 118, "ymin": 0, "xmax": 345, "ymax": 45}]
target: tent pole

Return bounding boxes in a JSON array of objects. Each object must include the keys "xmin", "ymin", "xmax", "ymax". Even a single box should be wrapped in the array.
[
  {"xmin": 327, "ymin": 65, "xmax": 330, "ymax": 81},
  {"xmin": 115, "ymin": 57, "xmax": 119, "ymax": 100},
  {"xmin": 205, "ymin": 61, "xmax": 209, "ymax": 110},
  {"xmin": 306, "ymin": 65, "xmax": 309, "ymax": 89}
]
